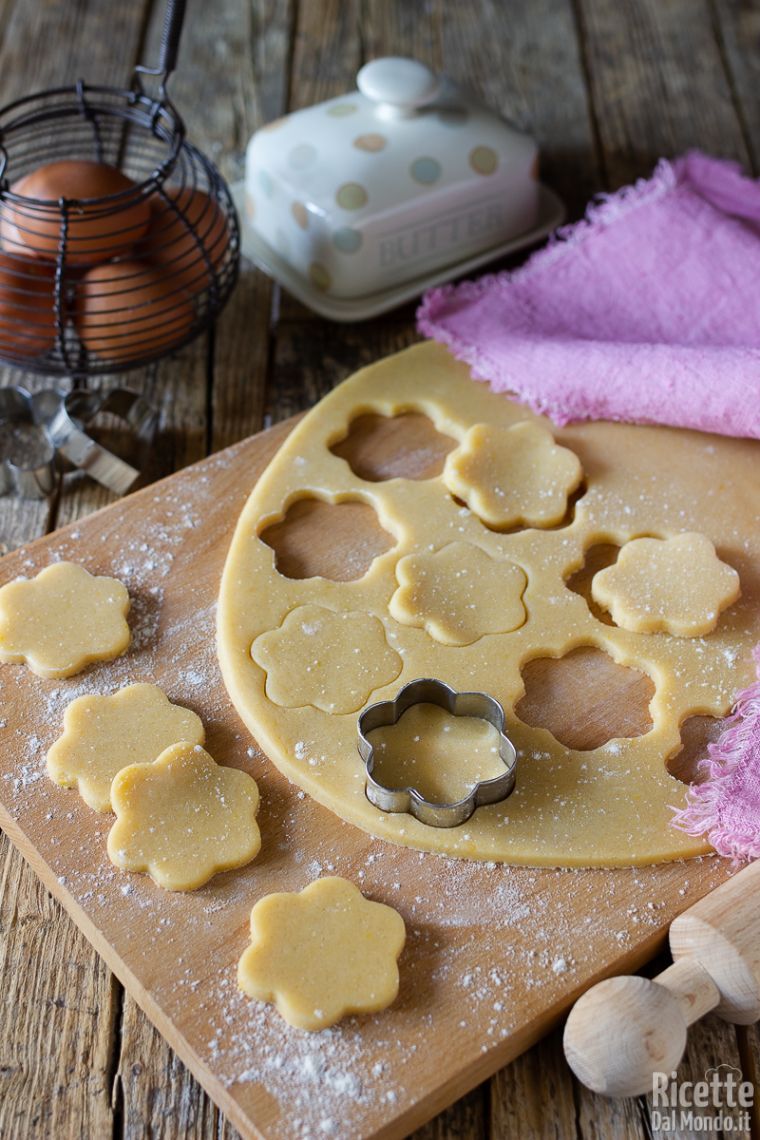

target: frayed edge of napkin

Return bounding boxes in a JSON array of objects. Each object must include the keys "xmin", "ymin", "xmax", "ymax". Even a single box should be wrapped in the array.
[
  {"xmin": 416, "ymin": 156, "xmax": 680, "ymax": 423},
  {"xmin": 671, "ymin": 647, "xmax": 760, "ymax": 861}
]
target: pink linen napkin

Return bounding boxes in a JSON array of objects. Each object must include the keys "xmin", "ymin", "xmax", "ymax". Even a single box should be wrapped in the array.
[
  {"xmin": 672, "ymin": 651, "xmax": 760, "ymax": 859},
  {"xmin": 419, "ymin": 152, "xmax": 760, "ymax": 858},
  {"xmin": 417, "ymin": 152, "xmax": 760, "ymax": 440}
]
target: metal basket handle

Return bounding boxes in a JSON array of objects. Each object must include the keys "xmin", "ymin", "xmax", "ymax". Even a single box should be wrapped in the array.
[
  {"xmin": 158, "ymin": 0, "xmax": 186, "ymax": 78},
  {"xmin": 134, "ymin": 0, "xmax": 186, "ymax": 94}
]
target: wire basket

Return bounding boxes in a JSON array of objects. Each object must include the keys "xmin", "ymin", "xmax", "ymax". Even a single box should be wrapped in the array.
[{"xmin": 0, "ymin": 0, "xmax": 239, "ymax": 377}]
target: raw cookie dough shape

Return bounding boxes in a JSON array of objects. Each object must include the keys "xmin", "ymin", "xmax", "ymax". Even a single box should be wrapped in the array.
[
  {"xmin": 390, "ymin": 541, "xmax": 527, "ymax": 646},
  {"xmin": 107, "ymin": 742, "xmax": 261, "ymax": 891},
  {"xmin": 0, "ymin": 561, "xmax": 130, "ymax": 679},
  {"xmin": 443, "ymin": 421, "xmax": 583, "ymax": 530},
  {"xmin": 591, "ymin": 533, "xmax": 741, "ymax": 637},
  {"xmin": 218, "ymin": 341, "xmax": 760, "ymax": 866},
  {"xmin": 46, "ymin": 683, "xmax": 205, "ymax": 812},
  {"xmin": 237, "ymin": 877, "xmax": 406, "ymax": 1031},
  {"xmin": 252, "ymin": 604, "xmax": 402, "ymax": 714}
]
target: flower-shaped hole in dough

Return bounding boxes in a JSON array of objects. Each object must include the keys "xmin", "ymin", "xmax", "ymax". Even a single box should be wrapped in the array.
[
  {"xmin": 259, "ymin": 495, "xmax": 395, "ymax": 582},
  {"xmin": 237, "ymin": 876, "xmax": 406, "ymax": 1031},
  {"xmin": 591, "ymin": 533, "xmax": 741, "ymax": 637},
  {"xmin": 252, "ymin": 604, "xmax": 402, "ymax": 714},
  {"xmin": 0, "ymin": 561, "xmax": 130, "ymax": 678},
  {"xmin": 330, "ymin": 410, "xmax": 456, "ymax": 482},
  {"xmin": 107, "ymin": 742, "xmax": 261, "ymax": 891},
  {"xmin": 443, "ymin": 421, "xmax": 583, "ymax": 531},
  {"xmin": 389, "ymin": 541, "xmax": 527, "ymax": 646},
  {"xmin": 47, "ymin": 683, "xmax": 205, "ymax": 812}
]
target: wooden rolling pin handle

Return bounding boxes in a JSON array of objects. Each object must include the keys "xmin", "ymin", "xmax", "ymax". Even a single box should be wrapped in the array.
[
  {"xmin": 656, "ymin": 956, "xmax": 721, "ymax": 1025},
  {"xmin": 564, "ymin": 860, "xmax": 760, "ymax": 1098}
]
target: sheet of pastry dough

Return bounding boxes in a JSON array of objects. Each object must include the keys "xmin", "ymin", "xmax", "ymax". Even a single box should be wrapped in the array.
[{"xmin": 217, "ymin": 341, "xmax": 760, "ymax": 867}]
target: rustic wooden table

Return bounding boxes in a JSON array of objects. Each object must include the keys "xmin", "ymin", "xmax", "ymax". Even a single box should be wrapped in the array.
[{"xmin": 1, "ymin": 1, "xmax": 759, "ymax": 1138}]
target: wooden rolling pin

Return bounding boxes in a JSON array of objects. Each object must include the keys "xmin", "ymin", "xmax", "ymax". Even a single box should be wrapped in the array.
[{"xmin": 563, "ymin": 859, "xmax": 760, "ymax": 1097}]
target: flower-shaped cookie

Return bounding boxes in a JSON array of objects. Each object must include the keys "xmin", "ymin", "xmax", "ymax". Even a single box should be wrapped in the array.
[
  {"xmin": 443, "ymin": 421, "xmax": 583, "ymax": 530},
  {"xmin": 107, "ymin": 742, "xmax": 261, "ymax": 891},
  {"xmin": 47, "ymin": 683, "xmax": 205, "ymax": 811},
  {"xmin": 237, "ymin": 877, "xmax": 406, "ymax": 1030},
  {"xmin": 252, "ymin": 604, "xmax": 402, "ymax": 714},
  {"xmin": 591, "ymin": 533, "xmax": 741, "ymax": 637},
  {"xmin": 0, "ymin": 561, "xmax": 130, "ymax": 678},
  {"xmin": 389, "ymin": 541, "xmax": 527, "ymax": 646}
]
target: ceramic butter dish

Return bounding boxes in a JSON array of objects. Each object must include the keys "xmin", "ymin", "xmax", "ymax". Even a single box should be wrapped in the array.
[{"xmin": 241, "ymin": 57, "xmax": 561, "ymax": 315}]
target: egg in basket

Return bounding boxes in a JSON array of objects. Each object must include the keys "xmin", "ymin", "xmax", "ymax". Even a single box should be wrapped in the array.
[{"xmin": 0, "ymin": 0, "xmax": 239, "ymax": 377}]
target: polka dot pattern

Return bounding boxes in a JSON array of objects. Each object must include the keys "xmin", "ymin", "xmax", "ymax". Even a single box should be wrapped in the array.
[
  {"xmin": 257, "ymin": 169, "xmax": 275, "ymax": 198},
  {"xmin": 291, "ymin": 201, "xmax": 309, "ymax": 229},
  {"xmin": 332, "ymin": 227, "xmax": 363, "ymax": 253},
  {"xmin": 469, "ymin": 145, "xmax": 499, "ymax": 176},
  {"xmin": 336, "ymin": 182, "xmax": 368, "ymax": 210},
  {"xmin": 410, "ymin": 156, "xmax": 442, "ymax": 185},
  {"xmin": 353, "ymin": 133, "xmax": 387, "ymax": 153},
  {"xmin": 288, "ymin": 143, "xmax": 318, "ymax": 170},
  {"xmin": 327, "ymin": 103, "xmax": 357, "ymax": 117},
  {"xmin": 309, "ymin": 262, "xmax": 331, "ymax": 291}
]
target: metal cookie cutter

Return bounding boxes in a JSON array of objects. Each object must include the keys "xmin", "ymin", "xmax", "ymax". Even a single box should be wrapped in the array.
[
  {"xmin": 358, "ymin": 677, "xmax": 517, "ymax": 828},
  {"xmin": 0, "ymin": 387, "xmax": 58, "ymax": 499},
  {"xmin": 36, "ymin": 388, "xmax": 158, "ymax": 497},
  {"xmin": 9, "ymin": 383, "xmax": 157, "ymax": 499}
]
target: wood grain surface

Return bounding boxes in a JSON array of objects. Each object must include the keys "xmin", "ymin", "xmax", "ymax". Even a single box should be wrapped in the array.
[
  {"xmin": 0, "ymin": 408, "xmax": 746, "ymax": 1140},
  {"xmin": 0, "ymin": 1, "xmax": 758, "ymax": 1138}
]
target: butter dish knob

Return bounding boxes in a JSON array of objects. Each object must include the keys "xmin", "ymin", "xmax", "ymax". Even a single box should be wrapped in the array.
[{"xmin": 357, "ymin": 57, "xmax": 441, "ymax": 119}]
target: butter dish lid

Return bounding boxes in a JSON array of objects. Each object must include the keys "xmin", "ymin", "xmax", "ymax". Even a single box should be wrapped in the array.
[
  {"xmin": 248, "ymin": 58, "xmax": 536, "ymax": 221},
  {"xmin": 240, "ymin": 56, "xmax": 564, "ymax": 317}
]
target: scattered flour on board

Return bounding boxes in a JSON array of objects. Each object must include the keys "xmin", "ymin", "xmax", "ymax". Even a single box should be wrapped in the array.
[{"xmin": 0, "ymin": 450, "xmax": 732, "ymax": 1136}]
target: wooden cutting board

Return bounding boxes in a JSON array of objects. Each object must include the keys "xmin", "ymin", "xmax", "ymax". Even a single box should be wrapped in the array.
[{"xmin": 0, "ymin": 410, "xmax": 741, "ymax": 1140}]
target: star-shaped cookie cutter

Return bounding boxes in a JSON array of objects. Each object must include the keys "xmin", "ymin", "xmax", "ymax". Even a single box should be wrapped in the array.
[
  {"xmin": 0, "ymin": 386, "xmax": 157, "ymax": 499},
  {"xmin": 357, "ymin": 677, "xmax": 518, "ymax": 828}
]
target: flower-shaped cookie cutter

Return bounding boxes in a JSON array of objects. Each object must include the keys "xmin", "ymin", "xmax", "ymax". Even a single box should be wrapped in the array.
[
  {"xmin": 0, "ymin": 385, "xmax": 157, "ymax": 499},
  {"xmin": 358, "ymin": 677, "xmax": 517, "ymax": 828},
  {"xmin": 0, "ymin": 386, "xmax": 57, "ymax": 499}
]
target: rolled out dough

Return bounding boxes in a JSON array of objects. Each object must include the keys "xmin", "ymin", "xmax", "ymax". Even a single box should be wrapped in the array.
[{"xmin": 217, "ymin": 342, "xmax": 760, "ymax": 867}]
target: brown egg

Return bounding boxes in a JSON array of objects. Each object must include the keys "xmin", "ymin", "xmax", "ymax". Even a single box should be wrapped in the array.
[
  {"xmin": 0, "ymin": 251, "xmax": 56, "ymax": 357},
  {"xmin": 75, "ymin": 260, "xmax": 194, "ymax": 363},
  {"xmin": 1, "ymin": 161, "xmax": 151, "ymax": 266},
  {"xmin": 142, "ymin": 187, "xmax": 228, "ymax": 293}
]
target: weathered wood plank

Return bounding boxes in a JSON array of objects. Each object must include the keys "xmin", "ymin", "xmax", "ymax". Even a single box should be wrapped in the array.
[
  {"xmin": 0, "ymin": 837, "xmax": 118, "ymax": 1140},
  {"xmin": 576, "ymin": 0, "xmax": 751, "ymax": 187},
  {"xmin": 141, "ymin": 0, "xmax": 294, "ymax": 451},
  {"xmin": 645, "ymin": 1015, "xmax": 751, "ymax": 1139},
  {"xmin": 439, "ymin": 0, "xmax": 601, "ymax": 217},
  {"xmin": 411, "ymin": 1085, "xmax": 489, "ymax": 1140},
  {"xmin": 117, "ymin": 997, "xmax": 237, "ymax": 1140},
  {"xmin": 565, "ymin": 3, "xmax": 753, "ymax": 1135},
  {"xmin": 710, "ymin": 0, "xmax": 760, "ymax": 172},
  {"xmin": 0, "ymin": 3, "xmax": 152, "ymax": 1139},
  {"xmin": 737, "ymin": 1023, "xmax": 760, "ymax": 1138},
  {"xmin": 264, "ymin": 319, "xmax": 419, "ymax": 424},
  {"xmin": 489, "ymin": 1028, "xmax": 582, "ymax": 1140},
  {"xmin": 106, "ymin": 0, "xmax": 295, "ymax": 1134}
]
